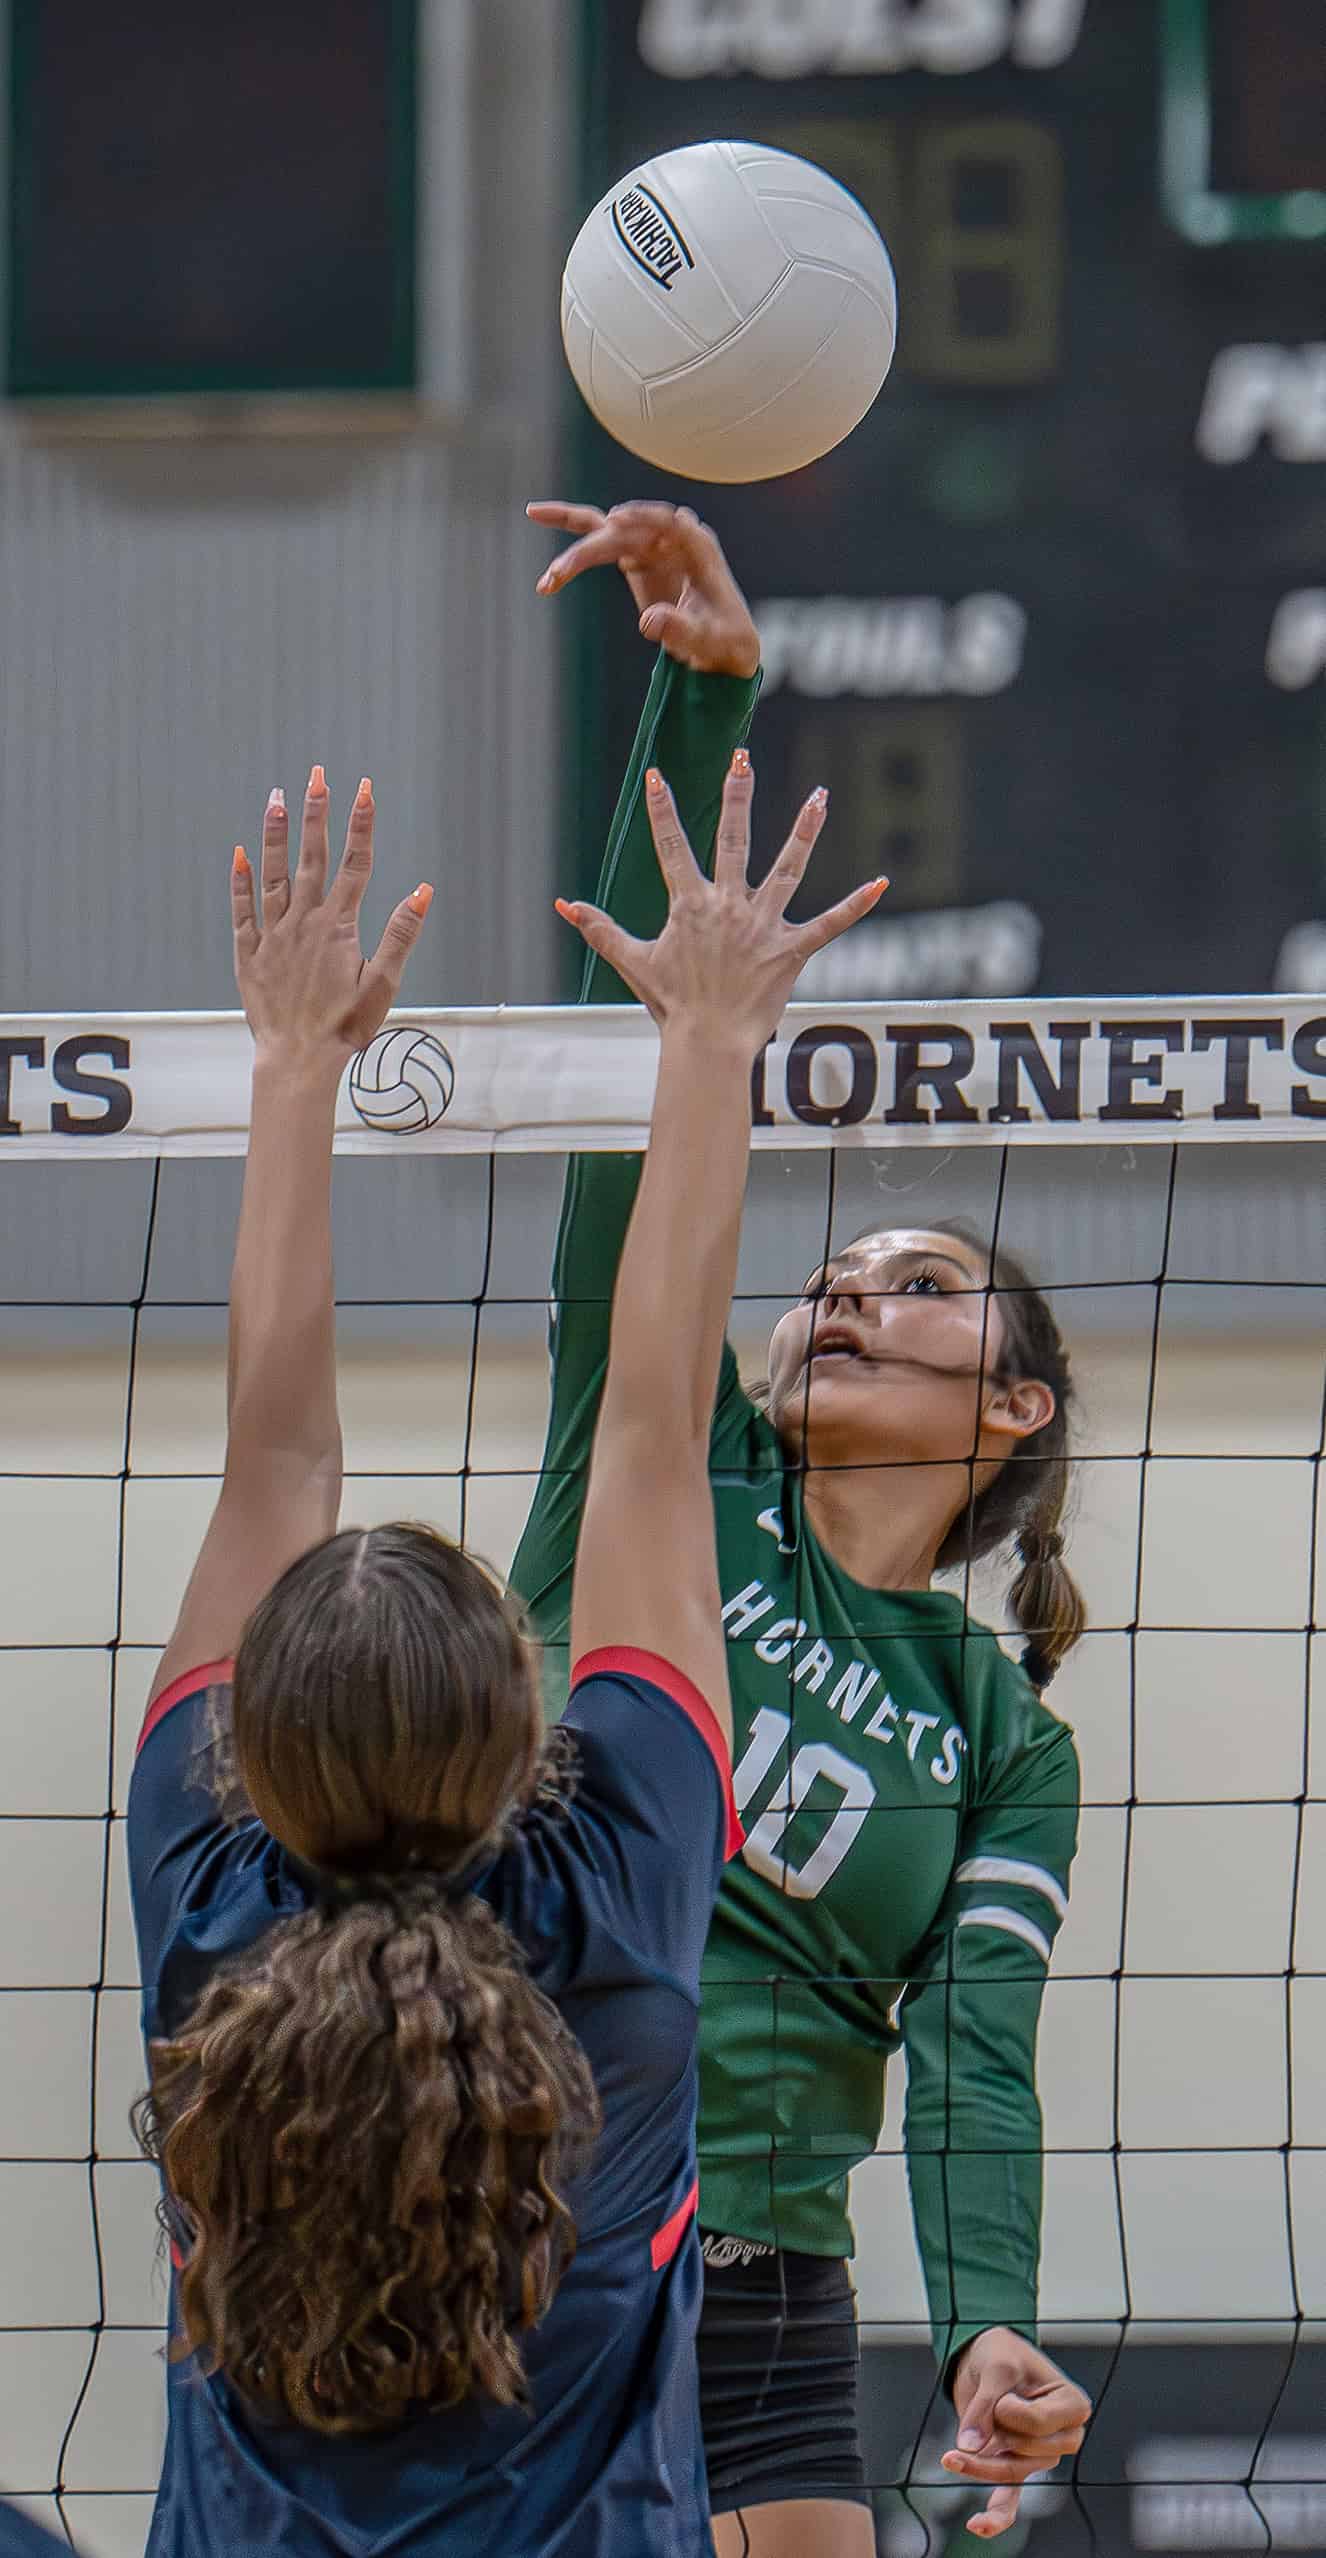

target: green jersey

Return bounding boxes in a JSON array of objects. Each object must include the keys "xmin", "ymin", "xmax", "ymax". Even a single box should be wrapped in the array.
[{"xmin": 511, "ymin": 652, "xmax": 1080, "ymax": 2372}]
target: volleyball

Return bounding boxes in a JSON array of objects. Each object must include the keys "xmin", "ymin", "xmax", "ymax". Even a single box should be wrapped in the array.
[
  {"xmin": 348, "ymin": 1026, "xmax": 455, "ymax": 1132},
  {"xmin": 559, "ymin": 140, "xmax": 896, "ymax": 484}
]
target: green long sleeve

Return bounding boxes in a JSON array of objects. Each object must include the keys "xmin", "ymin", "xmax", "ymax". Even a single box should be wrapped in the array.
[
  {"xmin": 898, "ymin": 1712, "xmax": 1080, "ymax": 2380},
  {"xmin": 508, "ymin": 652, "xmax": 760, "ymax": 1706}
]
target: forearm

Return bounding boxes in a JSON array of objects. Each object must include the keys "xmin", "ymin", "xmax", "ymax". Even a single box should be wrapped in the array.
[
  {"xmin": 582, "ymin": 654, "xmax": 761, "ymax": 1002},
  {"xmin": 906, "ymin": 2114, "xmax": 1043, "ymax": 2374},
  {"xmin": 602, "ymin": 1026, "xmax": 751, "ymax": 1451},
  {"xmin": 225, "ymin": 1057, "xmax": 342, "ymax": 1478},
  {"xmin": 903, "ymin": 1973, "xmax": 1048, "ymax": 2372}
]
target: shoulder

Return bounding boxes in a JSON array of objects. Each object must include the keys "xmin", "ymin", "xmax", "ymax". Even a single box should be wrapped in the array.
[
  {"xmin": 127, "ymin": 1661, "xmax": 300, "ymax": 2033},
  {"xmin": 957, "ymin": 1615, "xmax": 1081, "ymax": 1777},
  {"xmin": 564, "ymin": 1650, "xmax": 739, "ymax": 1854},
  {"xmin": 479, "ymin": 1650, "xmax": 737, "ymax": 2008}
]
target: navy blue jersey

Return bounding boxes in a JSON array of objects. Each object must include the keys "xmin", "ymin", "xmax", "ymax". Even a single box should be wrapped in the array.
[
  {"xmin": 0, "ymin": 2505, "xmax": 69, "ymax": 2558},
  {"xmin": 127, "ymin": 1644, "xmax": 740, "ymax": 2558}
]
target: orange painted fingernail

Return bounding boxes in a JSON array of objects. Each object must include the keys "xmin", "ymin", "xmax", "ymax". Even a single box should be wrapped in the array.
[
  {"xmin": 266, "ymin": 786, "xmax": 285, "ymax": 815},
  {"xmin": 731, "ymin": 747, "xmax": 751, "ymax": 776},
  {"xmin": 308, "ymin": 763, "xmax": 326, "ymax": 795},
  {"xmin": 554, "ymin": 896, "xmax": 578, "ymax": 921},
  {"xmin": 232, "ymin": 845, "xmax": 249, "ymax": 875},
  {"xmin": 356, "ymin": 775, "xmax": 372, "ymax": 806},
  {"xmin": 809, "ymin": 784, "xmax": 828, "ymax": 811},
  {"xmin": 407, "ymin": 882, "xmax": 433, "ymax": 917},
  {"xmin": 645, "ymin": 767, "xmax": 665, "ymax": 795}
]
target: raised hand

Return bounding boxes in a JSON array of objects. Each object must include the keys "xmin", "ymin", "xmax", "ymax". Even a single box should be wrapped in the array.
[
  {"xmin": 943, "ymin": 2329, "xmax": 1093, "ymax": 2539},
  {"xmin": 555, "ymin": 751, "xmax": 885, "ymax": 1059},
  {"xmin": 527, "ymin": 497, "xmax": 760, "ymax": 678},
  {"xmin": 231, "ymin": 767, "xmax": 432, "ymax": 1074}
]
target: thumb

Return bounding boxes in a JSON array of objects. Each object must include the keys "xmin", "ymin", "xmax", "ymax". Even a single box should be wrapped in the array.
[
  {"xmin": 638, "ymin": 598, "xmax": 708, "ymax": 664},
  {"xmin": 554, "ymin": 899, "xmax": 651, "ymax": 998},
  {"xmin": 956, "ymin": 2381, "xmax": 1004, "ymax": 2452},
  {"xmin": 363, "ymin": 883, "xmax": 432, "ymax": 999}
]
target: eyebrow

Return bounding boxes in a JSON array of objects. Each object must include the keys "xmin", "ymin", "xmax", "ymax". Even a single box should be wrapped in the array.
[{"xmin": 806, "ymin": 1246, "xmax": 983, "ymax": 1291}]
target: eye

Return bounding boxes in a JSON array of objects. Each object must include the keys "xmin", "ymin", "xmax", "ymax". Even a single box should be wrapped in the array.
[{"xmin": 902, "ymin": 1263, "xmax": 944, "ymax": 1296}]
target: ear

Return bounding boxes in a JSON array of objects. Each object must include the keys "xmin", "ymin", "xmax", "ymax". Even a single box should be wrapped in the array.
[{"xmin": 984, "ymin": 1376, "xmax": 1055, "ymax": 1441}]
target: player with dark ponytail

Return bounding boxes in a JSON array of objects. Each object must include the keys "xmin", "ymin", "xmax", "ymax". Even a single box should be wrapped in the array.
[
  {"xmin": 514, "ymin": 500, "xmax": 1094, "ymax": 2549},
  {"xmin": 128, "ymin": 753, "xmax": 877, "ymax": 2551}
]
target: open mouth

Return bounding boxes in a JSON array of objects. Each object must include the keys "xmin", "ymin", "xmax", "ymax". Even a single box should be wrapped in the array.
[{"xmin": 807, "ymin": 1331, "xmax": 867, "ymax": 1367}]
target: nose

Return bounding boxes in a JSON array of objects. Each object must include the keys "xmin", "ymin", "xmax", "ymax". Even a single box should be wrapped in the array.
[{"xmin": 820, "ymin": 1282, "xmax": 863, "ymax": 1321}]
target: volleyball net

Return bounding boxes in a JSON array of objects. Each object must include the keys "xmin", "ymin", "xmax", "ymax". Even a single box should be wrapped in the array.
[{"xmin": 2, "ymin": 995, "xmax": 1325, "ymax": 2557}]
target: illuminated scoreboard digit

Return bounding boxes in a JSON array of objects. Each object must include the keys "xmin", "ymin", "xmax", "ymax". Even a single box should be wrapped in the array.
[{"xmin": 569, "ymin": 0, "xmax": 1326, "ymax": 1001}]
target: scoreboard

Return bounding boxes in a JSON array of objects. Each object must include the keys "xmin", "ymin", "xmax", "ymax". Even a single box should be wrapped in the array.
[{"xmin": 568, "ymin": 0, "xmax": 1326, "ymax": 999}]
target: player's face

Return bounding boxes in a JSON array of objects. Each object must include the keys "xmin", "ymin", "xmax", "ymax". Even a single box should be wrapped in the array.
[{"xmin": 766, "ymin": 1227, "xmax": 1008, "ymax": 1463}]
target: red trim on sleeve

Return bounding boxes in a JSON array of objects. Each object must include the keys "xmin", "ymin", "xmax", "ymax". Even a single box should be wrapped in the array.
[
  {"xmin": 137, "ymin": 1660, "xmax": 235, "ymax": 1757},
  {"xmin": 650, "ymin": 2176, "xmax": 699, "ymax": 2271},
  {"xmin": 571, "ymin": 1645, "xmax": 743, "ymax": 1860}
]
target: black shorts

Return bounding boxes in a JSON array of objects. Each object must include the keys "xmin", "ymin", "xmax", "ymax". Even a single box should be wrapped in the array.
[{"xmin": 697, "ymin": 2230, "xmax": 869, "ymax": 2514}]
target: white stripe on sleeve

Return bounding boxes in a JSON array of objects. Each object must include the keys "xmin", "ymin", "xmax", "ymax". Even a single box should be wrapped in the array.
[
  {"xmin": 955, "ymin": 1856, "xmax": 1069, "ymax": 1922},
  {"xmin": 956, "ymin": 1905, "xmax": 1053, "ymax": 1964}
]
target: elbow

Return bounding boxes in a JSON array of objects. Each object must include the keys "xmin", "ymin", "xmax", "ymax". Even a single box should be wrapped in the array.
[
  {"xmin": 597, "ymin": 1404, "xmax": 710, "ymax": 1476},
  {"xmin": 223, "ymin": 1429, "xmax": 344, "ymax": 1500}
]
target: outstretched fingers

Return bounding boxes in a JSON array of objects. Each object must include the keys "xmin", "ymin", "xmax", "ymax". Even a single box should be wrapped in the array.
[
  {"xmin": 554, "ymin": 896, "xmax": 651, "ymax": 999},
  {"xmin": 231, "ymin": 846, "xmax": 259, "ymax": 967},
  {"xmin": 536, "ymin": 519, "xmax": 640, "ymax": 595},
  {"xmin": 643, "ymin": 768, "xmax": 705, "ymax": 900},
  {"xmin": 359, "ymin": 882, "xmax": 434, "ymax": 1012},
  {"xmin": 792, "ymin": 872, "xmax": 889, "ymax": 961},
  {"xmin": 665, "ymin": 503, "xmax": 734, "ymax": 597},
  {"xmin": 712, "ymin": 749, "xmax": 754, "ymax": 890},
  {"xmin": 968, "ymin": 2486, "xmax": 1023, "ymax": 2540},
  {"xmin": 259, "ymin": 786, "xmax": 290, "ymax": 922},
  {"xmin": 526, "ymin": 499, "xmax": 607, "ymax": 535},
  {"xmin": 294, "ymin": 763, "xmax": 331, "ymax": 904},
  {"xmin": 756, "ymin": 784, "xmax": 830, "ymax": 916},
  {"xmin": 331, "ymin": 775, "xmax": 375, "ymax": 914}
]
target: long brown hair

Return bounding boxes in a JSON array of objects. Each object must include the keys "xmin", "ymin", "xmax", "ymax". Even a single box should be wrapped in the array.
[
  {"xmin": 921, "ymin": 1218, "xmax": 1086, "ymax": 1687},
  {"xmin": 133, "ymin": 1524, "xmax": 600, "ymax": 2437}
]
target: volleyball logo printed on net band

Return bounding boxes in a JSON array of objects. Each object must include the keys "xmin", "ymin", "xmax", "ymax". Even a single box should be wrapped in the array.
[{"xmin": 348, "ymin": 1026, "xmax": 456, "ymax": 1134}]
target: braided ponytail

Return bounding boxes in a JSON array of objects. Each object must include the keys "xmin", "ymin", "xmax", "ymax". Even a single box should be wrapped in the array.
[
  {"xmin": 926, "ymin": 1222, "xmax": 1088, "ymax": 1692},
  {"xmin": 1009, "ymin": 1522, "xmax": 1087, "ymax": 1692}
]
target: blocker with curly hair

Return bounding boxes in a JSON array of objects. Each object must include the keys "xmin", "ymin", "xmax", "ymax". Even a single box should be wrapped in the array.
[{"xmin": 135, "ymin": 1526, "xmax": 599, "ymax": 2438}]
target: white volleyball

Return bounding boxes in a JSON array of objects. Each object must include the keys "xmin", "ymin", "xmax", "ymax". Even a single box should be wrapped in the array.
[
  {"xmin": 348, "ymin": 1027, "xmax": 455, "ymax": 1133},
  {"xmin": 560, "ymin": 139, "xmax": 896, "ymax": 484}
]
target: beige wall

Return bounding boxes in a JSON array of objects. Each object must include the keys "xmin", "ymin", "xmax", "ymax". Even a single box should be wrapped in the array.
[{"xmin": 1, "ymin": 1302, "xmax": 1323, "ymax": 2549}]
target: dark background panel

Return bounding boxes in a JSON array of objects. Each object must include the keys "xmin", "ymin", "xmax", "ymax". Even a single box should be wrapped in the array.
[
  {"xmin": 568, "ymin": 0, "xmax": 1326, "ymax": 999},
  {"xmin": 7, "ymin": 0, "xmax": 417, "ymax": 395}
]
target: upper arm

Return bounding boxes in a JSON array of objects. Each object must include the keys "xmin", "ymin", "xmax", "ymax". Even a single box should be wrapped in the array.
[
  {"xmin": 127, "ymin": 1673, "xmax": 254, "ymax": 2021},
  {"xmin": 570, "ymin": 1427, "xmax": 733, "ymax": 1751},
  {"xmin": 563, "ymin": 1663, "xmax": 741, "ymax": 1989},
  {"xmin": 148, "ymin": 1452, "xmax": 340, "ymax": 1711}
]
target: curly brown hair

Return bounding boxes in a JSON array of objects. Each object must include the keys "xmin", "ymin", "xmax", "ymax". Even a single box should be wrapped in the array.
[{"xmin": 133, "ymin": 1524, "xmax": 601, "ymax": 2437}]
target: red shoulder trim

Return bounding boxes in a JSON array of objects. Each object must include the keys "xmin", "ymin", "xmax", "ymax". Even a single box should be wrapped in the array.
[
  {"xmin": 571, "ymin": 1645, "xmax": 742, "ymax": 1860},
  {"xmin": 651, "ymin": 2176, "xmax": 699, "ymax": 2271},
  {"xmin": 137, "ymin": 1659, "xmax": 235, "ymax": 1756}
]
